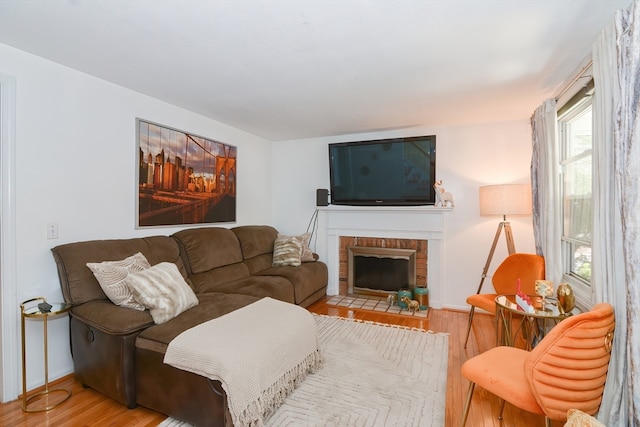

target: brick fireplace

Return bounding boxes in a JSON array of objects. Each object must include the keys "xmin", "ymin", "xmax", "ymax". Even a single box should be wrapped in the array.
[
  {"xmin": 339, "ymin": 236, "xmax": 427, "ymax": 296},
  {"xmin": 317, "ymin": 205, "xmax": 449, "ymax": 309}
]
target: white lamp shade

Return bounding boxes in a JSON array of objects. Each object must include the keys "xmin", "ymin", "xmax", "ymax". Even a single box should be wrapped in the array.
[{"xmin": 479, "ymin": 184, "xmax": 532, "ymax": 216}]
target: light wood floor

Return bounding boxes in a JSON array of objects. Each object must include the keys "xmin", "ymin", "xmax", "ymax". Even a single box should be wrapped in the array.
[{"xmin": 0, "ymin": 297, "xmax": 564, "ymax": 427}]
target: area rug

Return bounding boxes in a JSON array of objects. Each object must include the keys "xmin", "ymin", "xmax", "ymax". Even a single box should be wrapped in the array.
[
  {"xmin": 158, "ymin": 314, "xmax": 448, "ymax": 427},
  {"xmin": 326, "ymin": 294, "xmax": 429, "ymax": 318}
]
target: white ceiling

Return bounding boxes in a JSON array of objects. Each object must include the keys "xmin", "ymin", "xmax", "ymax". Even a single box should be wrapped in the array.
[{"xmin": 0, "ymin": 0, "xmax": 631, "ymax": 141}]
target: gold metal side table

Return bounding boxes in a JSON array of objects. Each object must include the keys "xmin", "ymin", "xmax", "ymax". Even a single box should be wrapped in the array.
[
  {"xmin": 495, "ymin": 294, "xmax": 582, "ymax": 350},
  {"xmin": 20, "ymin": 297, "xmax": 72, "ymax": 412}
]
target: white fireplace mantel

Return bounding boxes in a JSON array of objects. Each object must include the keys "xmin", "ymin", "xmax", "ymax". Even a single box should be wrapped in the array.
[{"xmin": 316, "ymin": 205, "xmax": 451, "ymax": 309}]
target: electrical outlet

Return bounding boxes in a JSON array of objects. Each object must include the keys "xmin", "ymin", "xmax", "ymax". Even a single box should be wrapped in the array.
[{"xmin": 47, "ymin": 222, "xmax": 58, "ymax": 239}]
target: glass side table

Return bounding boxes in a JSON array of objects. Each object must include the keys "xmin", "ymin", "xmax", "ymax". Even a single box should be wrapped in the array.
[
  {"xmin": 495, "ymin": 294, "xmax": 582, "ymax": 350},
  {"xmin": 20, "ymin": 297, "xmax": 72, "ymax": 412}
]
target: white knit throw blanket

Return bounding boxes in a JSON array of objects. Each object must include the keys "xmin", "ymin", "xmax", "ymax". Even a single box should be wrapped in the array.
[{"xmin": 163, "ymin": 297, "xmax": 322, "ymax": 427}]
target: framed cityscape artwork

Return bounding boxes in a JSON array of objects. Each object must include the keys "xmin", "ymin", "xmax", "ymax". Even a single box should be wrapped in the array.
[{"xmin": 136, "ymin": 119, "xmax": 237, "ymax": 227}]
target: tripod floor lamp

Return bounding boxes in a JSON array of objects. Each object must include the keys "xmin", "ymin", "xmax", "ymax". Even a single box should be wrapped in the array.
[{"xmin": 464, "ymin": 183, "xmax": 533, "ymax": 348}]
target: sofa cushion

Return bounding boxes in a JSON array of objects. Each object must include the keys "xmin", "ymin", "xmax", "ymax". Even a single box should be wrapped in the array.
[
  {"xmin": 86, "ymin": 252, "xmax": 151, "ymax": 311},
  {"xmin": 195, "ymin": 276, "xmax": 296, "ymax": 304},
  {"xmin": 242, "ymin": 253, "xmax": 274, "ymax": 275},
  {"xmin": 126, "ymin": 262, "xmax": 199, "ymax": 324},
  {"xmin": 52, "ymin": 236, "xmax": 186, "ymax": 305},
  {"xmin": 186, "ymin": 263, "xmax": 251, "ymax": 293},
  {"xmin": 173, "ymin": 228, "xmax": 244, "ymax": 274},
  {"xmin": 232, "ymin": 225, "xmax": 278, "ymax": 259},
  {"xmin": 136, "ymin": 292, "xmax": 261, "ymax": 350}
]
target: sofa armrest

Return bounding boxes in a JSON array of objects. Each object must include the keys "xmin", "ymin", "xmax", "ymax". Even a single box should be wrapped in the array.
[
  {"xmin": 71, "ymin": 300, "xmax": 154, "ymax": 335},
  {"xmin": 68, "ymin": 302, "xmax": 153, "ymax": 408},
  {"xmin": 256, "ymin": 262, "xmax": 328, "ymax": 306}
]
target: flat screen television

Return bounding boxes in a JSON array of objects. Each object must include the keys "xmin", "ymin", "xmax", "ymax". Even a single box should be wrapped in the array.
[{"xmin": 328, "ymin": 135, "xmax": 436, "ymax": 206}]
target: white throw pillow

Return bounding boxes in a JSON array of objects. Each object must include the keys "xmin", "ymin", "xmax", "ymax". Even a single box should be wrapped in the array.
[
  {"xmin": 86, "ymin": 252, "xmax": 150, "ymax": 311},
  {"xmin": 125, "ymin": 262, "xmax": 198, "ymax": 324}
]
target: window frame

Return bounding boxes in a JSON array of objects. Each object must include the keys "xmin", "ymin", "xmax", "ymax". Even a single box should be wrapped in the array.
[{"xmin": 557, "ymin": 95, "xmax": 593, "ymax": 306}]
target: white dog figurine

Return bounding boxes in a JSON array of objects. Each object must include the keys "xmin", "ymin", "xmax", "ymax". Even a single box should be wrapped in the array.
[{"xmin": 433, "ymin": 180, "xmax": 455, "ymax": 207}]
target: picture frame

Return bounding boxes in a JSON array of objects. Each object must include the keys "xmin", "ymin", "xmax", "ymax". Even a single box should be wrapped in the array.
[{"xmin": 136, "ymin": 119, "xmax": 236, "ymax": 227}]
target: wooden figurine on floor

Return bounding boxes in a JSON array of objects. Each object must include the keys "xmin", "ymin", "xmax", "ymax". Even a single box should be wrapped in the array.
[
  {"xmin": 400, "ymin": 296, "xmax": 421, "ymax": 313},
  {"xmin": 387, "ymin": 293, "xmax": 398, "ymax": 306}
]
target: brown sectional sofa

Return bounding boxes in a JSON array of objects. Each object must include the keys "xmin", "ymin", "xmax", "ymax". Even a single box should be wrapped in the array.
[{"xmin": 51, "ymin": 225, "xmax": 327, "ymax": 426}]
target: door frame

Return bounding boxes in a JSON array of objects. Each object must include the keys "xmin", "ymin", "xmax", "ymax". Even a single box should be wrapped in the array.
[{"xmin": 1, "ymin": 73, "xmax": 19, "ymax": 402}]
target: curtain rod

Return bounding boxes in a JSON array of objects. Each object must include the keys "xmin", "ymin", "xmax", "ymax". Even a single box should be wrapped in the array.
[{"xmin": 554, "ymin": 59, "xmax": 593, "ymax": 102}]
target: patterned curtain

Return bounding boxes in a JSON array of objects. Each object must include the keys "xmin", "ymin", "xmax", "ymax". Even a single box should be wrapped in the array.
[
  {"xmin": 592, "ymin": 1, "xmax": 640, "ymax": 425},
  {"xmin": 613, "ymin": 1, "xmax": 640, "ymax": 424}
]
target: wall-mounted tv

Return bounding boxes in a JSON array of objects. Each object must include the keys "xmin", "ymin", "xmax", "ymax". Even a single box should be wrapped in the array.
[{"xmin": 328, "ymin": 135, "xmax": 436, "ymax": 206}]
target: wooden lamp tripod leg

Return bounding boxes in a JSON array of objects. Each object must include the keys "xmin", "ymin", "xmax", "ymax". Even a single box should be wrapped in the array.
[{"xmin": 464, "ymin": 216, "xmax": 515, "ymax": 348}]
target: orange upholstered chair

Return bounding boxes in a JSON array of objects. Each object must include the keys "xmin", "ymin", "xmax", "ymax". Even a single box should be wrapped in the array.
[
  {"xmin": 460, "ymin": 303, "xmax": 615, "ymax": 427},
  {"xmin": 463, "ymin": 253, "xmax": 545, "ymax": 348}
]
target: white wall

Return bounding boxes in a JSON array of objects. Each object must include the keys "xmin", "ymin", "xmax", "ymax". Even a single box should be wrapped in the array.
[
  {"xmin": 0, "ymin": 44, "xmax": 273, "ymax": 400},
  {"xmin": 271, "ymin": 120, "xmax": 536, "ymax": 310}
]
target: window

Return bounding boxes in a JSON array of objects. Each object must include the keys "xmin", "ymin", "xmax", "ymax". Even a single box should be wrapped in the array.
[{"xmin": 558, "ymin": 97, "xmax": 592, "ymax": 288}]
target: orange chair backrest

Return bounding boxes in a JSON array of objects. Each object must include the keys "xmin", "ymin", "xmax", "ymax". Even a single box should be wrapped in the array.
[
  {"xmin": 524, "ymin": 303, "xmax": 615, "ymax": 421},
  {"xmin": 492, "ymin": 253, "xmax": 545, "ymax": 295}
]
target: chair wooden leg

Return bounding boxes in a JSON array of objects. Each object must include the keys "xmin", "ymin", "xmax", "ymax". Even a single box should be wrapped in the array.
[
  {"xmin": 464, "ymin": 307, "xmax": 476, "ymax": 348},
  {"xmin": 460, "ymin": 382, "xmax": 475, "ymax": 427},
  {"xmin": 498, "ymin": 399, "xmax": 506, "ymax": 420},
  {"xmin": 545, "ymin": 416, "xmax": 552, "ymax": 427}
]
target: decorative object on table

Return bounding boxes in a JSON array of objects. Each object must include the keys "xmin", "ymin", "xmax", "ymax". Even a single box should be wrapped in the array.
[
  {"xmin": 413, "ymin": 285, "xmax": 429, "ymax": 310},
  {"xmin": 535, "ymin": 279, "xmax": 554, "ymax": 307},
  {"xmin": 37, "ymin": 302, "xmax": 52, "ymax": 313},
  {"xmin": 515, "ymin": 279, "xmax": 535, "ymax": 313},
  {"xmin": 433, "ymin": 180, "xmax": 455, "ymax": 207},
  {"xmin": 136, "ymin": 119, "xmax": 237, "ymax": 227},
  {"xmin": 397, "ymin": 288, "xmax": 412, "ymax": 308},
  {"xmin": 494, "ymin": 294, "xmax": 583, "ymax": 350},
  {"xmin": 400, "ymin": 296, "xmax": 421, "ymax": 313},
  {"xmin": 515, "ymin": 293, "xmax": 535, "ymax": 313},
  {"xmin": 556, "ymin": 282, "xmax": 575, "ymax": 315}
]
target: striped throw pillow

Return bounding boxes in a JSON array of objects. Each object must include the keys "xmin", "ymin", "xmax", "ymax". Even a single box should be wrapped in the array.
[{"xmin": 272, "ymin": 234, "xmax": 304, "ymax": 266}]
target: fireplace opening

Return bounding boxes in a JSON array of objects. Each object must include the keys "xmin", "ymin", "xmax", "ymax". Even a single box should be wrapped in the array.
[{"xmin": 348, "ymin": 246, "xmax": 416, "ymax": 297}]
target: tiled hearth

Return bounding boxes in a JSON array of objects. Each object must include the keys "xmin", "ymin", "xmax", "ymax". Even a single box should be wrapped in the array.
[{"xmin": 326, "ymin": 295, "xmax": 428, "ymax": 318}]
